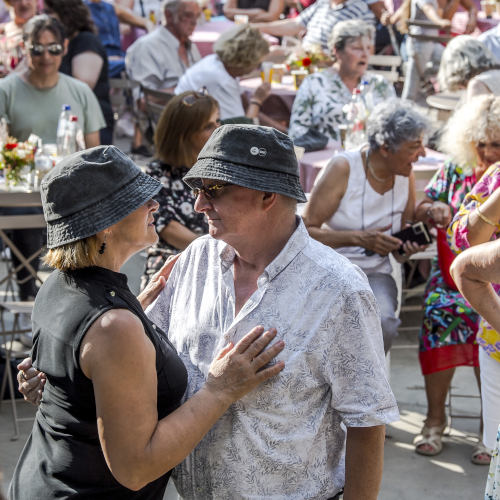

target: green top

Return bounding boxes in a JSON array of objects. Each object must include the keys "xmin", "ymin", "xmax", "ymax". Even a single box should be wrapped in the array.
[{"xmin": 0, "ymin": 72, "xmax": 105, "ymax": 143}]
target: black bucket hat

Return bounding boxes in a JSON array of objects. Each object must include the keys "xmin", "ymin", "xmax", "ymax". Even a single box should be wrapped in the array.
[
  {"xmin": 41, "ymin": 145, "xmax": 161, "ymax": 249},
  {"xmin": 183, "ymin": 124, "xmax": 307, "ymax": 202}
]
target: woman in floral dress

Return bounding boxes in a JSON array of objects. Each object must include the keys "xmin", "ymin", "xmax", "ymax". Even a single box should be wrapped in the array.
[
  {"xmin": 412, "ymin": 95, "xmax": 500, "ymax": 464},
  {"xmin": 288, "ymin": 20, "xmax": 395, "ymax": 143},
  {"xmin": 140, "ymin": 90, "xmax": 220, "ymax": 289}
]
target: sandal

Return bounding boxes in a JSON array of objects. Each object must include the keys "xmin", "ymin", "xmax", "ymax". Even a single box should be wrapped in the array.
[
  {"xmin": 471, "ymin": 442, "xmax": 492, "ymax": 465},
  {"xmin": 414, "ymin": 423, "xmax": 446, "ymax": 456}
]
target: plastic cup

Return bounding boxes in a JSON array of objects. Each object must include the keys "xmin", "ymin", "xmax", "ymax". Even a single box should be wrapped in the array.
[
  {"xmin": 234, "ymin": 14, "xmax": 249, "ymax": 24},
  {"xmin": 272, "ymin": 64, "xmax": 286, "ymax": 83},
  {"xmin": 291, "ymin": 69, "xmax": 308, "ymax": 90},
  {"xmin": 260, "ymin": 62, "xmax": 274, "ymax": 83}
]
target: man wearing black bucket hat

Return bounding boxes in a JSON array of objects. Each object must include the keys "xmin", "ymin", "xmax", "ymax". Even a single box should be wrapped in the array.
[{"xmin": 147, "ymin": 124, "xmax": 399, "ymax": 500}]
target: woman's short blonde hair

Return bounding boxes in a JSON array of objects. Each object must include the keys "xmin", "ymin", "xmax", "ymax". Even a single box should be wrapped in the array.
[
  {"xmin": 214, "ymin": 24, "xmax": 269, "ymax": 70},
  {"xmin": 43, "ymin": 235, "xmax": 100, "ymax": 271},
  {"xmin": 440, "ymin": 95, "xmax": 500, "ymax": 168},
  {"xmin": 438, "ymin": 36, "xmax": 497, "ymax": 91}
]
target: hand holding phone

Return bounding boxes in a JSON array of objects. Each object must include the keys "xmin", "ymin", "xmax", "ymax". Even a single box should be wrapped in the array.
[{"xmin": 392, "ymin": 222, "xmax": 432, "ymax": 255}]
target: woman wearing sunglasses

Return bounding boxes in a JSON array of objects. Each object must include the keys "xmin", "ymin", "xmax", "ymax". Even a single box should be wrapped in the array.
[
  {"xmin": 140, "ymin": 90, "xmax": 220, "ymax": 289},
  {"xmin": 0, "ymin": 14, "xmax": 104, "ymax": 146}
]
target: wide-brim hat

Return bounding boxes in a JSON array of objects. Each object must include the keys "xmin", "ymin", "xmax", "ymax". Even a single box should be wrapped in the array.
[
  {"xmin": 183, "ymin": 124, "xmax": 307, "ymax": 203},
  {"xmin": 41, "ymin": 145, "xmax": 161, "ymax": 249}
]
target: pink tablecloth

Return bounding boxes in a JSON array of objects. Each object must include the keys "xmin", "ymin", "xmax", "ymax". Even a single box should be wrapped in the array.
[
  {"xmin": 299, "ymin": 146, "xmax": 445, "ymax": 194},
  {"xmin": 452, "ymin": 10, "xmax": 499, "ymax": 35},
  {"xmin": 192, "ymin": 18, "xmax": 279, "ymax": 57},
  {"xmin": 192, "ymin": 19, "xmax": 235, "ymax": 57},
  {"xmin": 240, "ymin": 75, "xmax": 297, "ymax": 122}
]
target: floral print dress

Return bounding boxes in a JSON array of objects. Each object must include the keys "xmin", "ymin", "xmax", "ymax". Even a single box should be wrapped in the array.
[
  {"xmin": 419, "ymin": 160, "xmax": 479, "ymax": 375},
  {"xmin": 449, "ymin": 161, "xmax": 500, "ymax": 363},
  {"xmin": 140, "ymin": 160, "xmax": 208, "ymax": 289},
  {"xmin": 288, "ymin": 68, "xmax": 395, "ymax": 142}
]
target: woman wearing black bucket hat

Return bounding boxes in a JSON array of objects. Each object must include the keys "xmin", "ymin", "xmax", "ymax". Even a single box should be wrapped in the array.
[{"xmin": 9, "ymin": 145, "xmax": 284, "ymax": 499}]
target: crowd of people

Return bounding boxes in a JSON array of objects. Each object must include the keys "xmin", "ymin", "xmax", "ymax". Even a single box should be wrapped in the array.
[{"xmin": 1, "ymin": 0, "xmax": 500, "ymax": 497}]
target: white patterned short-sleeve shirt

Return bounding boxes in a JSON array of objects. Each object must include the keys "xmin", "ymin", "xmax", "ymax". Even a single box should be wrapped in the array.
[
  {"xmin": 147, "ymin": 219, "xmax": 399, "ymax": 499},
  {"xmin": 289, "ymin": 69, "xmax": 396, "ymax": 142}
]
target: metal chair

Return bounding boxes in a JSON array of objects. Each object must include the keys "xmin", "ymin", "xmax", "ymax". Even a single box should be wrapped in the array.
[{"xmin": 0, "ymin": 300, "xmax": 34, "ymax": 440}]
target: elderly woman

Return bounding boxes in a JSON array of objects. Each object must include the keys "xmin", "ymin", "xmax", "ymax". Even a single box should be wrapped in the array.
[
  {"xmin": 438, "ymin": 35, "xmax": 500, "ymax": 100},
  {"xmin": 411, "ymin": 95, "xmax": 500, "ymax": 464},
  {"xmin": 175, "ymin": 24, "xmax": 271, "ymax": 122},
  {"xmin": 303, "ymin": 99, "xmax": 428, "ymax": 353},
  {"xmin": 44, "ymin": 0, "xmax": 114, "ymax": 144},
  {"xmin": 140, "ymin": 90, "xmax": 220, "ymax": 289},
  {"xmin": 448, "ymin": 159, "xmax": 500, "ymax": 468},
  {"xmin": 9, "ymin": 146, "xmax": 284, "ymax": 499},
  {"xmin": 288, "ymin": 20, "xmax": 395, "ymax": 144}
]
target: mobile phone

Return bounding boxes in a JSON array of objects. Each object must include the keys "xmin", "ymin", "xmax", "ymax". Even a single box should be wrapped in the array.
[{"xmin": 392, "ymin": 222, "xmax": 432, "ymax": 254}]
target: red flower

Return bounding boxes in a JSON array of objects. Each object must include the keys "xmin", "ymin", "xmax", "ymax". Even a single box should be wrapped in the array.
[
  {"xmin": 5, "ymin": 143, "xmax": 18, "ymax": 150},
  {"xmin": 302, "ymin": 57, "xmax": 312, "ymax": 67}
]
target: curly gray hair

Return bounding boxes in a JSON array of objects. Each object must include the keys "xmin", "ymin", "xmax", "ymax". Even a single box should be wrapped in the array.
[
  {"xmin": 214, "ymin": 24, "xmax": 269, "ymax": 70},
  {"xmin": 366, "ymin": 99, "xmax": 429, "ymax": 152},
  {"xmin": 327, "ymin": 20, "xmax": 375, "ymax": 56},
  {"xmin": 438, "ymin": 35, "xmax": 497, "ymax": 91}
]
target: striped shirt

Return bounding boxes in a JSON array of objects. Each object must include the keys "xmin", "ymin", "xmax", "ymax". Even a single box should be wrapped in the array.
[{"xmin": 299, "ymin": 0, "xmax": 376, "ymax": 51}]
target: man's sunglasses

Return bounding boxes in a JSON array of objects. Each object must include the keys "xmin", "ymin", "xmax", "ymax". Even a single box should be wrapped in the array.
[
  {"xmin": 27, "ymin": 43, "xmax": 64, "ymax": 57},
  {"xmin": 191, "ymin": 182, "xmax": 232, "ymax": 200}
]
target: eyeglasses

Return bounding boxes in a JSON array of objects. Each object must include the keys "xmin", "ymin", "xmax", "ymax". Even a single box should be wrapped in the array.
[
  {"xmin": 191, "ymin": 182, "xmax": 232, "ymax": 200},
  {"xmin": 182, "ymin": 86, "xmax": 209, "ymax": 106},
  {"xmin": 27, "ymin": 43, "xmax": 64, "ymax": 57}
]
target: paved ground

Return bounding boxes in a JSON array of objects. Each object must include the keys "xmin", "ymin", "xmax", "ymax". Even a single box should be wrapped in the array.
[{"xmin": 0, "ymin": 252, "xmax": 490, "ymax": 499}]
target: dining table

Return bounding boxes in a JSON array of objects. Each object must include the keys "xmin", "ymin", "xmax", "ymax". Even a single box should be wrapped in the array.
[
  {"xmin": 192, "ymin": 16, "xmax": 279, "ymax": 58},
  {"xmin": 0, "ymin": 184, "xmax": 45, "ymax": 295},
  {"xmin": 240, "ymin": 74, "xmax": 297, "ymax": 123}
]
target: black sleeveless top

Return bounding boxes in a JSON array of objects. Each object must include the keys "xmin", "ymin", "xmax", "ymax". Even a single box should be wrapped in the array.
[{"xmin": 9, "ymin": 267, "xmax": 187, "ymax": 499}]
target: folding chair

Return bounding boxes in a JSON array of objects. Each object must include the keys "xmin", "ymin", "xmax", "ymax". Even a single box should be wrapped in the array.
[{"xmin": 0, "ymin": 300, "xmax": 34, "ymax": 440}]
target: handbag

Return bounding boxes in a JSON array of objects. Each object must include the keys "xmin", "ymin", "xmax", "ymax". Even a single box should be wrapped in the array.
[
  {"xmin": 293, "ymin": 128, "xmax": 329, "ymax": 153},
  {"xmin": 436, "ymin": 227, "xmax": 458, "ymax": 291}
]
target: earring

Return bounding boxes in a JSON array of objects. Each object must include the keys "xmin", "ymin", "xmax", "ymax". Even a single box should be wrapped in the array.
[{"xmin": 98, "ymin": 234, "xmax": 107, "ymax": 255}]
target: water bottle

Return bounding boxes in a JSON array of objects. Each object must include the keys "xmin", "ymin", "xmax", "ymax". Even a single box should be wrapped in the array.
[
  {"xmin": 60, "ymin": 115, "xmax": 78, "ymax": 156},
  {"xmin": 72, "ymin": 116, "xmax": 86, "ymax": 151},
  {"xmin": 33, "ymin": 140, "xmax": 53, "ymax": 189},
  {"xmin": 343, "ymin": 88, "xmax": 367, "ymax": 150},
  {"xmin": 56, "ymin": 104, "xmax": 71, "ymax": 156}
]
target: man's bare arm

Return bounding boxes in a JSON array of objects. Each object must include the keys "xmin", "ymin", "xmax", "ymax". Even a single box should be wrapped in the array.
[{"xmin": 343, "ymin": 425, "xmax": 385, "ymax": 500}]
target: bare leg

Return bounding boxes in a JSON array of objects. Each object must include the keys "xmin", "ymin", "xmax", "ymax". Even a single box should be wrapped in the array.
[{"xmin": 417, "ymin": 368, "xmax": 455, "ymax": 454}]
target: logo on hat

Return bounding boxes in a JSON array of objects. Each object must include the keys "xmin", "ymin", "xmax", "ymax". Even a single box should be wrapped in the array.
[{"xmin": 250, "ymin": 146, "xmax": 267, "ymax": 157}]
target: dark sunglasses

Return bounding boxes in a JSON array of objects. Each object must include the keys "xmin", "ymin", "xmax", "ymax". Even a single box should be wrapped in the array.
[
  {"xmin": 191, "ymin": 182, "xmax": 232, "ymax": 200},
  {"xmin": 182, "ymin": 86, "xmax": 209, "ymax": 106},
  {"xmin": 28, "ymin": 43, "xmax": 64, "ymax": 57}
]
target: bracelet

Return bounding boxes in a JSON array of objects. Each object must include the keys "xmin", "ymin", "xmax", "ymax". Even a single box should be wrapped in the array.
[
  {"xmin": 476, "ymin": 205, "xmax": 500, "ymax": 229},
  {"xmin": 250, "ymin": 99, "xmax": 262, "ymax": 108}
]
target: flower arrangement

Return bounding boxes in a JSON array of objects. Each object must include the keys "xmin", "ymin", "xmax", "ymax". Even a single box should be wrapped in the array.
[
  {"xmin": 0, "ymin": 138, "xmax": 35, "ymax": 187},
  {"xmin": 286, "ymin": 44, "xmax": 332, "ymax": 73}
]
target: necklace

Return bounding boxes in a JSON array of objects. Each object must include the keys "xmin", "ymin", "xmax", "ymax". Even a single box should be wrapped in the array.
[
  {"xmin": 366, "ymin": 149, "xmax": 393, "ymax": 183},
  {"xmin": 361, "ymin": 149, "xmax": 395, "ymax": 256}
]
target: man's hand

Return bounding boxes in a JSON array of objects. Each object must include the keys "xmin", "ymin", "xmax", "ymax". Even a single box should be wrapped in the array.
[
  {"xmin": 17, "ymin": 357, "xmax": 46, "ymax": 406},
  {"xmin": 137, "ymin": 254, "xmax": 180, "ymax": 310}
]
